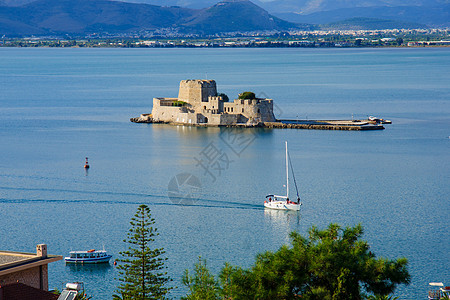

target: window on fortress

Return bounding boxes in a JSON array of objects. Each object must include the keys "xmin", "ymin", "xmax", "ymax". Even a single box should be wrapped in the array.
[
  {"xmin": 203, "ymin": 106, "xmax": 206, "ymax": 110},
  {"xmin": 231, "ymin": 107, "xmax": 233, "ymax": 112},
  {"xmin": 258, "ymin": 109, "xmax": 260, "ymax": 113},
  {"xmin": 242, "ymin": 108, "xmax": 244, "ymax": 113}
]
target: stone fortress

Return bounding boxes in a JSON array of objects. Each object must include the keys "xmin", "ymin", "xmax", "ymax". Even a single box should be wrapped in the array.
[
  {"xmin": 131, "ymin": 79, "xmax": 387, "ymax": 131},
  {"xmin": 149, "ymin": 79, "xmax": 276, "ymax": 126}
]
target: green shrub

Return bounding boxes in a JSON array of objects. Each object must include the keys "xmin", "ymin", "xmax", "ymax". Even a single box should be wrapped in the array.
[
  {"xmin": 218, "ymin": 93, "xmax": 229, "ymax": 102},
  {"xmin": 172, "ymin": 100, "xmax": 187, "ymax": 107},
  {"xmin": 238, "ymin": 92, "xmax": 255, "ymax": 100}
]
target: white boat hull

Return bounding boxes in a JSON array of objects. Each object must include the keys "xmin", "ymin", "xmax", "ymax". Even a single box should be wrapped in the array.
[
  {"xmin": 64, "ymin": 255, "xmax": 112, "ymax": 264},
  {"xmin": 264, "ymin": 201, "xmax": 301, "ymax": 211}
]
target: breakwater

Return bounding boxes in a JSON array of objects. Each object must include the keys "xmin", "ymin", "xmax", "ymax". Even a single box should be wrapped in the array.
[{"xmin": 130, "ymin": 114, "xmax": 387, "ymax": 131}]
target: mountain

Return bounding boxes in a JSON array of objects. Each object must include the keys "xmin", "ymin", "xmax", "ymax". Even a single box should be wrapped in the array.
[
  {"xmin": 0, "ymin": 0, "xmax": 195, "ymax": 35},
  {"xmin": 257, "ymin": 0, "xmax": 448, "ymax": 15},
  {"xmin": 180, "ymin": 0, "xmax": 310, "ymax": 33},
  {"xmin": 0, "ymin": 0, "xmax": 302, "ymax": 36},
  {"xmin": 0, "ymin": 0, "xmax": 37, "ymax": 6},
  {"xmin": 321, "ymin": 17, "xmax": 428, "ymax": 30},
  {"xmin": 274, "ymin": 4, "xmax": 450, "ymax": 28},
  {"xmin": 116, "ymin": 0, "xmax": 450, "ymax": 28}
]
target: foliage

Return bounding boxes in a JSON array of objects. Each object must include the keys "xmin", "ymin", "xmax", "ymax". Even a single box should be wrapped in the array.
[
  {"xmin": 238, "ymin": 92, "xmax": 255, "ymax": 100},
  {"xmin": 183, "ymin": 224, "xmax": 410, "ymax": 300},
  {"xmin": 172, "ymin": 100, "xmax": 187, "ymax": 107},
  {"xmin": 218, "ymin": 93, "xmax": 229, "ymax": 102},
  {"xmin": 181, "ymin": 257, "xmax": 220, "ymax": 300},
  {"xmin": 114, "ymin": 204, "xmax": 172, "ymax": 300},
  {"xmin": 75, "ymin": 291, "xmax": 93, "ymax": 300}
]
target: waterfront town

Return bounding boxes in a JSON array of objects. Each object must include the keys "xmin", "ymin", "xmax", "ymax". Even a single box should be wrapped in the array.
[{"xmin": 1, "ymin": 28, "xmax": 449, "ymax": 48}]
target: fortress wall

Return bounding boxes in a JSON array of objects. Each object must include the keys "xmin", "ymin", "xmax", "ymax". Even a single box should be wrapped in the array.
[
  {"xmin": 223, "ymin": 102, "xmax": 236, "ymax": 113},
  {"xmin": 201, "ymin": 96, "xmax": 222, "ymax": 113},
  {"xmin": 240, "ymin": 99, "xmax": 275, "ymax": 122},
  {"xmin": 175, "ymin": 112, "xmax": 200, "ymax": 124},
  {"xmin": 258, "ymin": 100, "xmax": 276, "ymax": 122},
  {"xmin": 203, "ymin": 113, "xmax": 222, "ymax": 125},
  {"xmin": 152, "ymin": 102, "xmax": 183, "ymax": 122},
  {"xmin": 178, "ymin": 80, "xmax": 217, "ymax": 110},
  {"xmin": 219, "ymin": 114, "xmax": 240, "ymax": 125},
  {"xmin": 223, "ymin": 99, "xmax": 276, "ymax": 123}
]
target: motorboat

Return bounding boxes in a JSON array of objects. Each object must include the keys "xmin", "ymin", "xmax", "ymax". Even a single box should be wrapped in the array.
[
  {"xmin": 64, "ymin": 249, "xmax": 112, "ymax": 264},
  {"xmin": 428, "ymin": 282, "xmax": 450, "ymax": 300}
]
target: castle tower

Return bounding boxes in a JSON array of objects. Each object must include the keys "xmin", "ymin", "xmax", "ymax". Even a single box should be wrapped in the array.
[{"xmin": 177, "ymin": 80, "xmax": 217, "ymax": 110}]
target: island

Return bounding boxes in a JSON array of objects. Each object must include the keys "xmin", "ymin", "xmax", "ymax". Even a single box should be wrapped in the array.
[{"xmin": 131, "ymin": 79, "xmax": 389, "ymax": 130}]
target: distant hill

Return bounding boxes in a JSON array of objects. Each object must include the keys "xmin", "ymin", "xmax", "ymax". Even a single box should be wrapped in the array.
[
  {"xmin": 0, "ymin": 0, "xmax": 36, "ymax": 6},
  {"xmin": 274, "ymin": 4, "xmax": 450, "ymax": 28},
  {"xmin": 180, "ymin": 0, "xmax": 312, "ymax": 34},
  {"xmin": 0, "ymin": 0, "xmax": 195, "ymax": 35},
  {"xmin": 112, "ymin": 0, "xmax": 450, "ymax": 28},
  {"xmin": 320, "ymin": 17, "xmax": 428, "ymax": 30},
  {"xmin": 0, "ymin": 0, "xmax": 303, "ymax": 36},
  {"xmin": 257, "ymin": 0, "xmax": 448, "ymax": 15}
]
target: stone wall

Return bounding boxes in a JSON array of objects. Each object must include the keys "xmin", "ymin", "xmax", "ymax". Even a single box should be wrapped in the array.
[
  {"xmin": 0, "ymin": 265, "xmax": 48, "ymax": 291},
  {"xmin": 178, "ymin": 80, "xmax": 217, "ymax": 110},
  {"xmin": 152, "ymin": 98, "xmax": 185, "ymax": 122},
  {"xmin": 223, "ymin": 99, "xmax": 275, "ymax": 124}
]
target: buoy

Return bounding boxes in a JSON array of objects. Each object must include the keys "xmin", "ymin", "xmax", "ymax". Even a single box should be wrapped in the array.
[
  {"xmin": 84, "ymin": 157, "xmax": 90, "ymax": 169},
  {"xmin": 114, "ymin": 261, "xmax": 117, "ymax": 266}
]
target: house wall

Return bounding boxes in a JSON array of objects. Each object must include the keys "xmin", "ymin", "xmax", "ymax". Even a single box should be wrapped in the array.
[{"xmin": 0, "ymin": 265, "xmax": 48, "ymax": 291}]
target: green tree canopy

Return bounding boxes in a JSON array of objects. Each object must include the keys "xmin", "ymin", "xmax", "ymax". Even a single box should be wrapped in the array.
[
  {"xmin": 218, "ymin": 93, "xmax": 229, "ymax": 102},
  {"xmin": 238, "ymin": 92, "xmax": 256, "ymax": 100},
  {"xmin": 114, "ymin": 204, "xmax": 172, "ymax": 300},
  {"xmin": 183, "ymin": 223, "xmax": 410, "ymax": 300},
  {"xmin": 182, "ymin": 257, "xmax": 220, "ymax": 300}
]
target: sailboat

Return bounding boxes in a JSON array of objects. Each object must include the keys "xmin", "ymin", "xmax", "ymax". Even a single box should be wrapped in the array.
[{"xmin": 264, "ymin": 141, "xmax": 302, "ymax": 211}]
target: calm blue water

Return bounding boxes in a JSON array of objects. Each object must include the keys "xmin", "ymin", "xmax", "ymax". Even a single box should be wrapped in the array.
[{"xmin": 0, "ymin": 48, "xmax": 449, "ymax": 299}]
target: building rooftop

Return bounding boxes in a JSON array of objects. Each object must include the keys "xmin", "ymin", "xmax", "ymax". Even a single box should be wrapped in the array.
[
  {"xmin": 0, "ymin": 252, "xmax": 33, "ymax": 265},
  {"xmin": 0, "ymin": 247, "xmax": 62, "ymax": 277}
]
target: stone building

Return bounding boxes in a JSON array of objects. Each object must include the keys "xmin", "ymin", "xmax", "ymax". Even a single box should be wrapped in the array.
[
  {"xmin": 150, "ymin": 79, "xmax": 276, "ymax": 126},
  {"xmin": 0, "ymin": 244, "xmax": 61, "ymax": 292}
]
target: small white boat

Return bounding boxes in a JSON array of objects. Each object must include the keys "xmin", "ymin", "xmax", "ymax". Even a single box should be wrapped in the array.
[
  {"xmin": 428, "ymin": 282, "xmax": 450, "ymax": 300},
  {"xmin": 64, "ymin": 249, "xmax": 112, "ymax": 264},
  {"xmin": 264, "ymin": 141, "xmax": 301, "ymax": 211}
]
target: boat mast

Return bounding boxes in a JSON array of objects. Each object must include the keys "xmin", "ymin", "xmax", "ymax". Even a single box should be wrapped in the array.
[{"xmin": 286, "ymin": 141, "xmax": 289, "ymax": 200}]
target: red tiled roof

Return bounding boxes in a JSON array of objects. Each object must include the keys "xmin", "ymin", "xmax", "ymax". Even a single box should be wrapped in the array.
[{"xmin": 0, "ymin": 283, "xmax": 59, "ymax": 300}]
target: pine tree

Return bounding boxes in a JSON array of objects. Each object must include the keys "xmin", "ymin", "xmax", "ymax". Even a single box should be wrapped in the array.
[{"xmin": 114, "ymin": 204, "xmax": 172, "ymax": 300}]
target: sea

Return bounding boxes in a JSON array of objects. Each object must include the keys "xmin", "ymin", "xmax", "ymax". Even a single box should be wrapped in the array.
[{"xmin": 0, "ymin": 47, "xmax": 449, "ymax": 299}]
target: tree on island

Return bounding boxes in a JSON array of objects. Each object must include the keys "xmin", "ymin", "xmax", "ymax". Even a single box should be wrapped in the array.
[
  {"xmin": 238, "ymin": 92, "xmax": 256, "ymax": 100},
  {"xmin": 183, "ymin": 223, "xmax": 410, "ymax": 300},
  {"xmin": 114, "ymin": 204, "xmax": 172, "ymax": 300},
  {"xmin": 218, "ymin": 93, "xmax": 229, "ymax": 102}
]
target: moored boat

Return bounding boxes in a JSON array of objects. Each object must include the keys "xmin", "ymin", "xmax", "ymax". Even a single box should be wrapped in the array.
[
  {"xmin": 428, "ymin": 282, "xmax": 450, "ymax": 300},
  {"xmin": 64, "ymin": 249, "xmax": 112, "ymax": 264}
]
